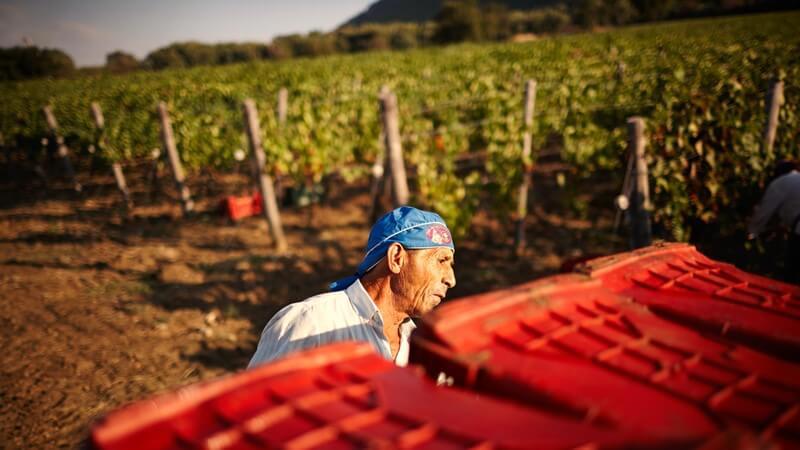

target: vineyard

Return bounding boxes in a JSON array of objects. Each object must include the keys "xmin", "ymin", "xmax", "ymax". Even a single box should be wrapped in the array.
[
  {"xmin": 2, "ymin": 11, "xmax": 800, "ymax": 449},
  {"xmin": 3, "ymin": 12, "xmax": 800, "ymax": 247}
]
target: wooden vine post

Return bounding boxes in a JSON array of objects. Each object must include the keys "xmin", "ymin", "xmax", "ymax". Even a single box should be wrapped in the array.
[
  {"xmin": 146, "ymin": 148, "xmax": 162, "ymax": 200},
  {"xmin": 762, "ymin": 80, "xmax": 784, "ymax": 155},
  {"xmin": 91, "ymin": 102, "xmax": 132, "ymax": 209},
  {"xmin": 514, "ymin": 79, "xmax": 537, "ymax": 255},
  {"xmin": 90, "ymin": 102, "xmax": 104, "ymax": 130},
  {"xmin": 42, "ymin": 105, "xmax": 82, "ymax": 192},
  {"xmin": 627, "ymin": 117, "xmax": 652, "ymax": 249},
  {"xmin": 613, "ymin": 148, "xmax": 635, "ymax": 233},
  {"xmin": 369, "ymin": 131, "xmax": 388, "ymax": 224},
  {"xmin": 379, "ymin": 86, "xmax": 409, "ymax": 207},
  {"xmin": 243, "ymin": 99, "xmax": 288, "ymax": 252},
  {"xmin": 157, "ymin": 102, "xmax": 194, "ymax": 214},
  {"xmin": 275, "ymin": 88, "xmax": 288, "ymax": 202},
  {"xmin": 615, "ymin": 61, "xmax": 626, "ymax": 82},
  {"xmin": 0, "ymin": 132, "xmax": 7, "ymax": 173},
  {"xmin": 277, "ymin": 88, "xmax": 288, "ymax": 124}
]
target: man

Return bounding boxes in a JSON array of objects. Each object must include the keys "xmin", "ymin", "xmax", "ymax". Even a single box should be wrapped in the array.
[
  {"xmin": 748, "ymin": 159, "xmax": 800, "ymax": 284},
  {"xmin": 248, "ymin": 206, "xmax": 456, "ymax": 368}
]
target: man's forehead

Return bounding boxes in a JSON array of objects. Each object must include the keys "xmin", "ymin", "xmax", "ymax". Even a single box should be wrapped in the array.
[{"xmin": 412, "ymin": 247, "xmax": 455, "ymax": 258}]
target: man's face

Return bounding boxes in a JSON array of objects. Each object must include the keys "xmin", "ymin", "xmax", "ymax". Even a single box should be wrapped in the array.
[{"xmin": 393, "ymin": 247, "xmax": 456, "ymax": 317}]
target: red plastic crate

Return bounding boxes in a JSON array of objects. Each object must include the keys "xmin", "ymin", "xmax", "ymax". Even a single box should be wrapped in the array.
[
  {"xmin": 697, "ymin": 430, "xmax": 778, "ymax": 450},
  {"xmin": 91, "ymin": 342, "xmax": 643, "ymax": 450},
  {"xmin": 411, "ymin": 274, "xmax": 800, "ymax": 447},
  {"xmin": 577, "ymin": 243, "xmax": 800, "ymax": 361},
  {"xmin": 224, "ymin": 192, "xmax": 263, "ymax": 221}
]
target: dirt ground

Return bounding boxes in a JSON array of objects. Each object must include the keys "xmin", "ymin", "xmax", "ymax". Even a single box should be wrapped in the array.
[{"xmin": 0, "ymin": 157, "xmax": 629, "ymax": 449}]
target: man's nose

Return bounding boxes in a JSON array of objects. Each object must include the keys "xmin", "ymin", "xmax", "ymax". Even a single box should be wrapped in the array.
[{"xmin": 443, "ymin": 266, "xmax": 456, "ymax": 289}]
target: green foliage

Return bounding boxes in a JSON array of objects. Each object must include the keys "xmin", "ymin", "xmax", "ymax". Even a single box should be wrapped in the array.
[
  {"xmin": 575, "ymin": 0, "xmax": 639, "ymax": 27},
  {"xmin": 143, "ymin": 42, "xmax": 272, "ymax": 70},
  {"xmin": 1, "ymin": 12, "xmax": 798, "ymax": 242},
  {"xmin": 138, "ymin": 24, "xmax": 432, "ymax": 70},
  {"xmin": 337, "ymin": 23, "xmax": 429, "ymax": 53},
  {"xmin": 632, "ymin": 0, "xmax": 677, "ymax": 20},
  {"xmin": 508, "ymin": 7, "xmax": 572, "ymax": 35},
  {"xmin": 105, "ymin": 51, "xmax": 140, "ymax": 74},
  {"xmin": 482, "ymin": 3, "xmax": 514, "ymax": 41},
  {"xmin": 434, "ymin": 0, "xmax": 484, "ymax": 43},
  {"xmin": 0, "ymin": 46, "xmax": 75, "ymax": 81}
]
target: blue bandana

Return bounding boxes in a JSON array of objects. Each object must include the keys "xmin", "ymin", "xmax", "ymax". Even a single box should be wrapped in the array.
[{"xmin": 329, "ymin": 206, "xmax": 455, "ymax": 291}]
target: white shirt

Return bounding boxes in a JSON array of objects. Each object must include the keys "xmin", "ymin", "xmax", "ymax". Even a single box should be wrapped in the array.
[
  {"xmin": 749, "ymin": 171, "xmax": 800, "ymax": 236},
  {"xmin": 247, "ymin": 279, "xmax": 416, "ymax": 368}
]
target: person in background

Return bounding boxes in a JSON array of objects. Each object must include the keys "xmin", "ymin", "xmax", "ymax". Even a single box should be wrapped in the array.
[
  {"xmin": 748, "ymin": 159, "xmax": 800, "ymax": 284},
  {"xmin": 248, "ymin": 206, "xmax": 456, "ymax": 368}
]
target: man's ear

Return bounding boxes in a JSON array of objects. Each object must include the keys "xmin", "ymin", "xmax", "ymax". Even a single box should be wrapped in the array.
[{"xmin": 386, "ymin": 243, "xmax": 406, "ymax": 274}]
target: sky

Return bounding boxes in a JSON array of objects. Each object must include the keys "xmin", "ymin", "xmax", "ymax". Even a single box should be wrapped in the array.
[{"xmin": 0, "ymin": 0, "xmax": 375, "ymax": 67}]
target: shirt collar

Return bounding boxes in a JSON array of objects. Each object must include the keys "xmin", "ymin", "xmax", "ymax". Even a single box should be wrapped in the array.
[
  {"xmin": 399, "ymin": 317, "xmax": 417, "ymax": 337},
  {"xmin": 345, "ymin": 279, "xmax": 382, "ymax": 325}
]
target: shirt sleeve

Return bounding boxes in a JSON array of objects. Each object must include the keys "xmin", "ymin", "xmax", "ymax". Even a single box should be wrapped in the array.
[
  {"xmin": 748, "ymin": 179, "xmax": 786, "ymax": 237},
  {"xmin": 247, "ymin": 303, "xmax": 321, "ymax": 369}
]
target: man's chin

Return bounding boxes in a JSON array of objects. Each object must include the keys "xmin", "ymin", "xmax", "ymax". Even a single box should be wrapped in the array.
[
  {"xmin": 428, "ymin": 296, "xmax": 443, "ymax": 310},
  {"xmin": 413, "ymin": 297, "xmax": 442, "ymax": 317}
]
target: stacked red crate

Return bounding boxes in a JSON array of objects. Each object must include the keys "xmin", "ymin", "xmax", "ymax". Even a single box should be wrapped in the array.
[
  {"xmin": 411, "ymin": 274, "xmax": 800, "ymax": 447},
  {"xmin": 578, "ymin": 243, "xmax": 800, "ymax": 361},
  {"xmin": 92, "ymin": 342, "xmax": 645, "ymax": 450}
]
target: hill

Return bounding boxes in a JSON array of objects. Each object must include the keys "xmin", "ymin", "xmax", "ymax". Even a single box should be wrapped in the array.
[{"xmin": 343, "ymin": 0, "xmax": 567, "ymax": 26}]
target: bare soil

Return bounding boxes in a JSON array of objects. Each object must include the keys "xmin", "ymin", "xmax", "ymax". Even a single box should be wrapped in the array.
[{"xmin": 0, "ymin": 159, "xmax": 628, "ymax": 449}]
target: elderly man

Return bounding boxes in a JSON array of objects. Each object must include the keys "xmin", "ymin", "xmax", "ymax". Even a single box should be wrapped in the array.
[{"xmin": 248, "ymin": 206, "xmax": 456, "ymax": 368}]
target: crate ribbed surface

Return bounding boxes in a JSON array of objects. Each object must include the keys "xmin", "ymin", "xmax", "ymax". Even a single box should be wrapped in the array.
[
  {"xmin": 412, "ymin": 272, "xmax": 800, "ymax": 446},
  {"xmin": 92, "ymin": 342, "xmax": 645, "ymax": 450},
  {"xmin": 579, "ymin": 243, "xmax": 800, "ymax": 360}
]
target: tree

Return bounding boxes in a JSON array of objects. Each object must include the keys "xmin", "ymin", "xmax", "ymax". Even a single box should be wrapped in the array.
[
  {"xmin": 304, "ymin": 32, "xmax": 339, "ymax": 56},
  {"xmin": 389, "ymin": 25, "xmax": 421, "ymax": 49},
  {"xmin": 630, "ymin": 0, "xmax": 677, "ymax": 21},
  {"xmin": 509, "ymin": 8, "xmax": 572, "ymax": 35},
  {"xmin": 266, "ymin": 40, "xmax": 293, "ymax": 59},
  {"xmin": 606, "ymin": 0, "xmax": 639, "ymax": 25},
  {"xmin": 538, "ymin": 8, "xmax": 572, "ymax": 33},
  {"xmin": 336, "ymin": 23, "xmax": 423, "ymax": 53},
  {"xmin": 215, "ymin": 43, "xmax": 265, "ymax": 64},
  {"xmin": 575, "ymin": 0, "xmax": 639, "ymax": 27},
  {"xmin": 144, "ymin": 46, "xmax": 185, "ymax": 70},
  {"xmin": 105, "ymin": 51, "xmax": 139, "ymax": 73},
  {"xmin": 143, "ymin": 42, "xmax": 270, "ymax": 70},
  {"xmin": 0, "ymin": 46, "xmax": 75, "ymax": 81},
  {"xmin": 575, "ymin": 0, "xmax": 604, "ymax": 27},
  {"xmin": 433, "ymin": 0, "xmax": 483, "ymax": 44},
  {"xmin": 175, "ymin": 42, "xmax": 216, "ymax": 66},
  {"xmin": 482, "ymin": 3, "xmax": 512, "ymax": 41}
]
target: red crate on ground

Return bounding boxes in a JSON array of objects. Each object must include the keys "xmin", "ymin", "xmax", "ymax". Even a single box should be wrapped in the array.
[
  {"xmin": 91, "ymin": 342, "xmax": 642, "ymax": 450},
  {"xmin": 223, "ymin": 192, "xmax": 263, "ymax": 221},
  {"xmin": 411, "ymin": 274, "xmax": 800, "ymax": 447},
  {"xmin": 577, "ymin": 243, "xmax": 800, "ymax": 361}
]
